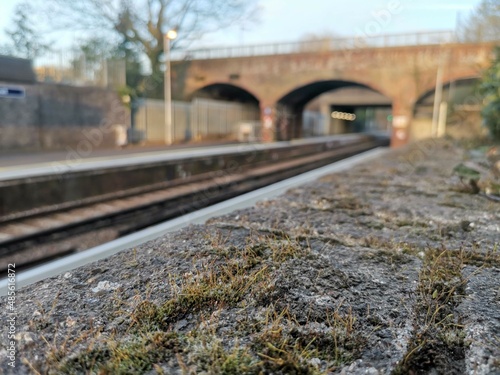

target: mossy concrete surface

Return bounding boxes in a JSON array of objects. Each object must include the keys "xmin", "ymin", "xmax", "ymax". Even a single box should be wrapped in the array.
[{"xmin": 0, "ymin": 139, "xmax": 498, "ymax": 374}]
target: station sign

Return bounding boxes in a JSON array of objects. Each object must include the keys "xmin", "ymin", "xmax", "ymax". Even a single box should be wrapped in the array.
[
  {"xmin": 0, "ymin": 86, "xmax": 25, "ymax": 99},
  {"xmin": 392, "ymin": 115, "xmax": 408, "ymax": 128}
]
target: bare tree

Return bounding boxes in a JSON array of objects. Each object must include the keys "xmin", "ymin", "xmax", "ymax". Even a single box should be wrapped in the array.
[
  {"xmin": 4, "ymin": 3, "xmax": 51, "ymax": 59},
  {"xmin": 457, "ymin": 0, "xmax": 500, "ymax": 42},
  {"xmin": 35, "ymin": 0, "xmax": 260, "ymax": 75}
]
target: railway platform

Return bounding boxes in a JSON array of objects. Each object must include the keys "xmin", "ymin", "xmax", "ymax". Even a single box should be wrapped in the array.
[
  {"xmin": 1, "ymin": 139, "xmax": 498, "ymax": 374},
  {"xmin": 0, "ymin": 134, "xmax": 365, "ymax": 180},
  {"xmin": 0, "ymin": 135, "xmax": 381, "ymax": 268},
  {"xmin": 0, "ymin": 139, "xmax": 238, "ymax": 171}
]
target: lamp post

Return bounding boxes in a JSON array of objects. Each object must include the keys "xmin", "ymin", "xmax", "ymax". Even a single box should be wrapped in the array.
[{"xmin": 164, "ymin": 28, "xmax": 177, "ymax": 145}]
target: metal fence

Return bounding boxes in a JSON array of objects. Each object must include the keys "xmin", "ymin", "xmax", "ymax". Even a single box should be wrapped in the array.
[
  {"xmin": 33, "ymin": 50, "xmax": 126, "ymax": 88},
  {"xmin": 172, "ymin": 30, "xmax": 457, "ymax": 60},
  {"xmin": 134, "ymin": 98, "xmax": 260, "ymax": 143},
  {"xmin": 302, "ymin": 111, "xmax": 326, "ymax": 137}
]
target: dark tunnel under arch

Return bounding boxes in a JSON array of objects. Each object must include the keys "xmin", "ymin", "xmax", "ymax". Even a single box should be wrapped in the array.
[
  {"xmin": 190, "ymin": 83, "xmax": 260, "ymax": 105},
  {"xmin": 276, "ymin": 80, "xmax": 391, "ymax": 139}
]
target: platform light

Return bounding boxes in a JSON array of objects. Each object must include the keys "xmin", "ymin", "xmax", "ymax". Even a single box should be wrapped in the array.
[
  {"xmin": 331, "ymin": 111, "xmax": 356, "ymax": 121},
  {"xmin": 164, "ymin": 28, "xmax": 178, "ymax": 145},
  {"xmin": 166, "ymin": 29, "xmax": 178, "ymax": 40}
]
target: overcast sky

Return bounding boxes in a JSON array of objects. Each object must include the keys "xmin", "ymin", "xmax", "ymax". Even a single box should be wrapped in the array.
[{"xmin": 0, "ymin": 0, "xmax": 481, "ymax": 49}]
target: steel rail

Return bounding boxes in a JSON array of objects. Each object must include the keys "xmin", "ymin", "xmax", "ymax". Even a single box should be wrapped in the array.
[{"xmin": 0, "ymin": 147, "xmax": 388, "ymax": 296}]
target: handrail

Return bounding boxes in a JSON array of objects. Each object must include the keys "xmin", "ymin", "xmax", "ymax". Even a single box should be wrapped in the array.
[{"xmin": 172, "ymin": 30, "xmax": 458, "ymax": 60}]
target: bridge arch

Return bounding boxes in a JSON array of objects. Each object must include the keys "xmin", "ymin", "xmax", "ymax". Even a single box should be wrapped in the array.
[
  {"xmin": 415, "ymin": 76, "xmax": 480, "ymax": 106},
  {"xmin": 175, "ymin": 41, "xmax": 495, "ymax": 145},
  {"xmin": 274, "ymin": 80, "xmax": 392, "ymax": 140},
  {"xmin": 184, "ymin": 83, "xmax": 262, "ymax": 140},
  {"xmin": 412, "ymin": 77, "xmax": 481, "ymax": 138},
  {"xmin": 188, "ymin": 82, "xmax": 260, "ymax": 105}
]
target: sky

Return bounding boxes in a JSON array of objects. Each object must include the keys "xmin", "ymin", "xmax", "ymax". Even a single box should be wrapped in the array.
[
  {"xmin": 0, "ymin": 0, "xmax": 482, "ymax": 49},
  {"xmin": 207, "ymin": 0, "xmax": 481, "ymax": 46}
]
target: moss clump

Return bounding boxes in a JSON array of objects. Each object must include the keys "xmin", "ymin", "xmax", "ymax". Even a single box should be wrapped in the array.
[
  {"xmin": 57, "ymin": 332, "xmax": 180, "ymax": 375},
  {"xmin": 252, "ymin": 306, "xmax": 365, "ymax": 374},
  {"xmin": 132, "ymin": 261, "xmax": 271, "ymax": 330},
  {"xmin": 51, "ymin": 236, "xmax": 367, "ymax": 374},
  {"xmin": 461, "ymin": 243, "xmax": 500, "ymax": 268},
  {"xmin": 185, "ymin": 331, "xmax": 258, "ymax": 375},
  {"xmin": 361, "ymin": 248, "xmax": 415, "ymax": 266},
  {"xmin": 132, "ymin": 238, "xmax": 307, "ymax": 330},
  {"xmin": 394, "ymin": 248, "xmax": 469, "ymax": 374}
]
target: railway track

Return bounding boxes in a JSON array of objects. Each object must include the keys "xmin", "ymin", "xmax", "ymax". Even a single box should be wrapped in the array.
[{"xmin": 0, "ymin": 138, "xmax": 386, "ymax": 270}]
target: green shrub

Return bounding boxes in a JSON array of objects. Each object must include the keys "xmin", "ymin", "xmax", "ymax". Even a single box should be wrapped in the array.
[{"xmin": 480, "ymin": 46, "xmax": 500, "ymax": 140}]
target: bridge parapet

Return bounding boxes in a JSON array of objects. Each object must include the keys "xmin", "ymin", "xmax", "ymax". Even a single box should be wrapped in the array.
[{"xmin": 174, "ymin": 30, "xmax": 457, "ymax": 60}]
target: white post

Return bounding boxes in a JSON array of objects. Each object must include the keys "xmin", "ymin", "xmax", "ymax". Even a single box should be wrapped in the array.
[
  {"xmin": 163, "ymin": 29, "xmax": 178, "ymax": 145},
  {"xmin": 164, "ymin": 36, "xmax": 172, "ymax": 145},
  {"xmin": 431, "ymin": 62, "xmax": 444, "ymax": 137},
  {"xmin": 103, "ymin": 59, "xmax": 108, "ymax": 88},
  {"xmin": 437, "ymin": 101, "xmax": 448, "ymax": 137}
]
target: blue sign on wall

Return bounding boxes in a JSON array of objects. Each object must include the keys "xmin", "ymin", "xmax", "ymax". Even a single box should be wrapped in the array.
[{"xmin": 0, "ymin": 86, "xmax": 25, "ymax": 99}]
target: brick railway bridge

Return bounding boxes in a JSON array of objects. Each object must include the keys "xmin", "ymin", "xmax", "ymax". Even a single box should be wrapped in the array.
[{"xmin": 170, "ymin": 31, "xmax": 496, "ymax": 146}]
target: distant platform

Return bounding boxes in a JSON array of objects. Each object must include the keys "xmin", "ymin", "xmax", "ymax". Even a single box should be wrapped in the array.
[{"xmin": 0, "ymin": 135, "xmax": 371, "ymax": 181}]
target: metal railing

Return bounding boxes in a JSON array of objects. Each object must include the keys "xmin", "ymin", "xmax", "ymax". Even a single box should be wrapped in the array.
[
  {"xmin": 135, "ymin": 98, "xmax": 260, "ymax": 143},
  {"xmin": 172, "ymin": 30, "xmax": 457, "ymax": 60},
  {"xmin": 33, "ymin": 50, "xmax": 126, "ymax": 88}
]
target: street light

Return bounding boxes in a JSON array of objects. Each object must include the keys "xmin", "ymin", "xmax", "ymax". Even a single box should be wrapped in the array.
[{"xmin": 164, "ymin": 28, "xmax": 177, "ymax": 145}]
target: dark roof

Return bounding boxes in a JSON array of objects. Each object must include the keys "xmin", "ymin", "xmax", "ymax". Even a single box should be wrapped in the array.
[{"xmin": 0, "ymin": 55, "xmax": 36, "ymax": 84}]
